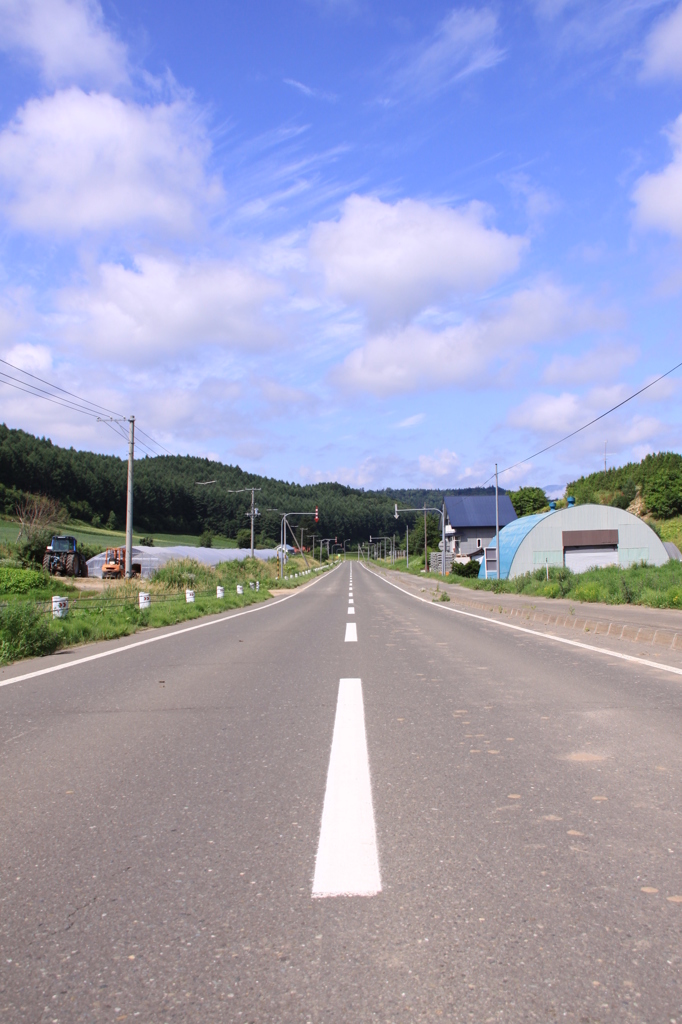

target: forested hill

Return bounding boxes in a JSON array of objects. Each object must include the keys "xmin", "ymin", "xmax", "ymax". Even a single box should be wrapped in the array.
[
  {"xmin": 567, "ymin": 452, "xmax": 682, "ymax": 519},
  {"xmin": 0, "ymin": 424, "xmax": 498, "ymax": 542}
]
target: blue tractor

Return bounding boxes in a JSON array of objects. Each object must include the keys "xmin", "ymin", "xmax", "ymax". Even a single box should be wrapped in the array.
[{"xmin": 43, "ymin": 535, "xmax": 88, "ymax": 577}]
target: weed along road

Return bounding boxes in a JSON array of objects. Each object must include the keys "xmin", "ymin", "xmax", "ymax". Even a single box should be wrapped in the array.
[{"xmin": 2, "ymin": 562, "xmax": 682, "ymax": 1022}]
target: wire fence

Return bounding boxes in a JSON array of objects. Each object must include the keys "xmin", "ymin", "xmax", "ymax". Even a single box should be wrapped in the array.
[{"xmin": 22, "ymin": 564, "xmax": 333, "ymax": 619}]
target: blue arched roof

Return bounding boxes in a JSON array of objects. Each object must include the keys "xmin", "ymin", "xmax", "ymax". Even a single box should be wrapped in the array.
[{"xmin": 478, "ymin": 511, "xmax": 555, "ymax": 579}]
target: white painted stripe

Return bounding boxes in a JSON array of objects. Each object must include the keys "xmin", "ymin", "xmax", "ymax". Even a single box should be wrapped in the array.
[
  {"xmin": 345, "ymin": 622, "xmax": 357, "ymax": 642},
  {"xmin": 349, "ymin": 598, "xmax": 354, "ymax": 604},
  {"xmin": 0, "ymin": 565, "xmax": 342, "ymax": 690},
  {"xmin": 359, "ymin": 563, "xmax": 682, "ymax": 679},
  {"xmin": 312, "ymin": 678, "xmax": 380, "ymax": 898},
  {"xmin": 348, "ymin": 606, "xmax": 355, "ymax": 614}
]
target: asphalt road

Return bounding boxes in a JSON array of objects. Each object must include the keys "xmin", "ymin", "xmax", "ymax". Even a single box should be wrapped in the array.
[{"xmin": 1, "ymin": 561, "xmax": 682, "ymax": 1023}]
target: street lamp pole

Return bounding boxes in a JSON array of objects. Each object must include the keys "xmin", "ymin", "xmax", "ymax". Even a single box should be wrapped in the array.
[
  {"xmin": 495, "ymin": 462, "xmax": 500, "ymax": 581},
  {"xmin": 395, "ymin": 503, "xmax": 447, "ymax": 578}
]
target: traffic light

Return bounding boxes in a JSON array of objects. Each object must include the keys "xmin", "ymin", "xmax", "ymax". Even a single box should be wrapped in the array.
[{"xmin": 315, "ymin": 506, "xmax": 318, "ymax": 522}]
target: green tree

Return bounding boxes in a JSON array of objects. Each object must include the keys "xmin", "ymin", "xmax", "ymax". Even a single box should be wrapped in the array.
[
  {"xmin": 645, "ymin": 467, "xmax": 682, "ymax": 519},
  {"xmin": 236, "ymin": 527, "xmax": 251, "ymax": 548},
  {"xmin": 509, "ymin": 486, "xmax": 547, "ymax": 517}
]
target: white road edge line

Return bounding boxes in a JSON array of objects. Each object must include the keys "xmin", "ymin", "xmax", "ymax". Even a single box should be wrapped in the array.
[
  {"xmin": 345, "ymin": 621, "xmax": 358, "ymax": 642},
  {"xmin": 312, "ymin": 678, "xmax": 381, "ymax": 898},
  {"xmin": 359, "ymin": 562, "xmax": 682, "ymax": 679},
  {"xmin": 0, "ymin": 565, "xmax": 342, "ymax": 690}
]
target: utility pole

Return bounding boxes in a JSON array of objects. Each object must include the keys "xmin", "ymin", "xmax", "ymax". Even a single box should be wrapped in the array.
[
  {"xmin": 248, "ymin": 487, "xmax": 261, "ymax": 558},
  {"xmin": 442, "ymin": 500, "xmax": 446, "ymax": 577},
  {"xmin": 406, "ymin": 523, "xmax": 409, "ymax": 568},
  {"xmin": 424, "ymin": 503, "xmax": 427, "ymax": 572},
  {"xmin": 604, "ymin": 441, "xmax": 607, "ymax": 473},
  {"xmin": 495, "ymin": 463, "xmax": 500, "ymax": 581},
  {"xmin": 125, "ymin": 415, "xmax": 135, "ymax": 578}
]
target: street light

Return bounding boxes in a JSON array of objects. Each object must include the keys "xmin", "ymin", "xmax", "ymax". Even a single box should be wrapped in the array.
[
  {"xmin": 394, "ymin": 502, "xmax": 447, "ymax": 578},
  {"xmin": 273, "ymin": 509, "xmax": 319, "ymax": 578}
]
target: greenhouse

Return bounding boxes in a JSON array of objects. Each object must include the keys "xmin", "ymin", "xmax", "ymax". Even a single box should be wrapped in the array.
[{"xmin": 479, "ymin": 503, "xmax": 671, "ymax": 580}]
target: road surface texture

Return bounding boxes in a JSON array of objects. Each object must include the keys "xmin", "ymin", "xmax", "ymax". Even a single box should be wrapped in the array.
[{"xmin": 1, "ymin": 560, "xmax": 682, "ymax": 1023}]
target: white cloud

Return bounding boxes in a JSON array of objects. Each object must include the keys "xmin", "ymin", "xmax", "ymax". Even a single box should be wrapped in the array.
[
  {"xmin": 510, "ymin": 374, "xmax": 678, "ymax": 442},
  {"xmin": 58, "ymin": 255, "xmax": 282, "ymax": 359},
  {"xmin": 335, "ymin": 281, "xmax": 607, "ymax": 395},
  {"xmin": 283, "ymin": 78, "xmax": 337, "ymax": 101},
  {"xmin": 530, "ymin": 0, "xmax": 669, "ymax": 52},
  {"xmin": 641, "ymin": 2, "xmax": 682, "ymax": 79},
  {"xmin": 396, "ymin": 413, "xmax": 425, "ymax": 428},
  {"xmin": 0, "ymin": 0, "xmax": 127, "ymax": 87},
  {"xmin": 3, "ymin": 342, "xmax": 52, "ymax": 373},
  {"xmin": 393, "ymin": 7, "xmax": 504, "ymax": 99},
  {"xmin": 418, "ymin": 448, "xmax": 460, "ymax": 479},
  {"xmin": 632, "ymin": 113, "xmax": 682, "ymax": 238},
  {"xmin": 0, "ymin": 88, "xmax": 222, "ymax": 236},
  {"xmin": 310, "ymin": 194, "xmax": 525, "ymax": 325},
  {"xmin": 542, "ymin": 343, "xmax": 637, "ymax": 385}
]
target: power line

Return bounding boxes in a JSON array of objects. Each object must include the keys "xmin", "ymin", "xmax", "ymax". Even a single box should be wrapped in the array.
[
  {"xmin": 0, "ymin": 357, "xmax": 124, "ymax": 418},
  {"xmin": 135, "ymin": 425, "xmax": 175, "ymax": 457},
  {"xmin": 487, "ymin": 357, "xmax": 682, "ymax": 485},
  {"xmin": 1, "ymin": 359, "xmax": 160, "ymax": 458}
]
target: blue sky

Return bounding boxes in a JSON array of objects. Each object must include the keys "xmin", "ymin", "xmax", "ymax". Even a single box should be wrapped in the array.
[{"xmin": 1, "ymin": 0, "xmax": 682, "ymax": 494}]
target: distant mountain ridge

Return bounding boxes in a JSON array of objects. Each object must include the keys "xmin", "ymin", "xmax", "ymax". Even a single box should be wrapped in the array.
[{"xmin": 0, "ymin": 424, "xmax": 498, "ymax": 542}]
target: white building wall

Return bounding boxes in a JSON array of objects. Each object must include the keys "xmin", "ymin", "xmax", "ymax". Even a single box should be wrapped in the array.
[{"xmin": 508, "ymin": 506, "xmax": 668, "ymax": 578}]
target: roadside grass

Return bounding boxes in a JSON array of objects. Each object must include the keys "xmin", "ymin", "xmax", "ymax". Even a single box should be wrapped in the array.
[
  {"xmin": 657, "ymin": 516, "xmax": 682, "ymax": 554},
  {"xmin": 382, "ymin": 556, "xmax": 682, "ymax": 609},
  {"xmin": 0, "ymin": 554, "xmax": 335, "ymax": 666}
]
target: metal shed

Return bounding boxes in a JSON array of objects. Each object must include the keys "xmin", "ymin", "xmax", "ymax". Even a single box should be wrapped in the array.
[{"xmin": 478, "ymin": 504, "xmax": 669, "ymax": 579}]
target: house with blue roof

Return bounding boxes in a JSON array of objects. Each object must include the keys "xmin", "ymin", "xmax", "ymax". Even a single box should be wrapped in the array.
[{"xmin": 444, "ymin": 494, "xmax": 517, "ymax": 561}]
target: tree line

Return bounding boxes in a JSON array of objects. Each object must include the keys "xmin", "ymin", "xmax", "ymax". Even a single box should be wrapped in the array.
[{"xmin": 0, "ymin": 424, "xmax": 500, "ymax": 545}]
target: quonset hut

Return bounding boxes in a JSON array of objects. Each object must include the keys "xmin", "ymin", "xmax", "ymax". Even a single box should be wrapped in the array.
[{"xmin": 479, "ymin": 503, "xmax": 670, "ymax": 580}]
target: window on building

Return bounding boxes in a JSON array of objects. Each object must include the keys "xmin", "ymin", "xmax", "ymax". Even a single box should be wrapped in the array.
[{"xmin": 476, "ymin": 538, "xmax": 482, "ymax": 548}]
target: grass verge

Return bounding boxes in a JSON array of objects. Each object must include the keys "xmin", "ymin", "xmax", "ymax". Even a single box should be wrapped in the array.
[
  {"xmin": 0, "ymin": 554, "xmax": 335, "ymax": 666},
  {"xmin": 379, "ymin": 556, "xmax": 682, "ymax": 609}
]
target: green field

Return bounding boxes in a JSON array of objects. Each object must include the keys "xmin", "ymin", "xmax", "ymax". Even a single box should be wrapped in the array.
[{"xmin": 0, "ymin": 517, "xmax": 239, "ymax": 551}]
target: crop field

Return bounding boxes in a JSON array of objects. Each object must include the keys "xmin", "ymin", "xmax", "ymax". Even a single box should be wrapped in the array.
[{"xmin": 0, "ymin": 517, "xmax": 239, "ymax": 551}]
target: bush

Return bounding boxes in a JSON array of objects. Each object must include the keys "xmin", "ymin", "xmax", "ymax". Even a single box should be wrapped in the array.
[
  {"xmin": 17, "ymin": 527, "xmax": 53, "ymax": 566},
  {"xmin": 0, "ymin": 602, "xmax": 60, "ymax": 664},
  {"xmin": 0, "ymin": 567, "xmax": 49, "ymax": 594},
  {"xmin": 139, "ymin": 535, "xmax": 154, "ymax": 546},
  {"xmin": 199, "ymin": 530, "xmax": 213, "ymax": 548},
  {"xmin": 236, "ymin": 528, "xmax": 251, "ymax": 549},
  {"xmin": 450, "ymin": 560, "xmax": 481, "ymax": 578}
]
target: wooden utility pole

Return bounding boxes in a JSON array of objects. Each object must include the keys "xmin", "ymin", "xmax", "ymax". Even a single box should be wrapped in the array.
[{"xmin": 423, "ymin": 503, "xmax": 427, "ymax": 571}]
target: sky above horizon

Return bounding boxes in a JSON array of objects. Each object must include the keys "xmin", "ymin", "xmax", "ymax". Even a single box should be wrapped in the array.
[{"xmin": 1, "ymin": 0, "xmax": 682, "ymax": 494}]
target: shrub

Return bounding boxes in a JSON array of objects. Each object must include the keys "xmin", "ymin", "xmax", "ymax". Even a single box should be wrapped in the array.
[
  {"xmin": 199, "ymin": 530, "xmax": 213, "ymax": 548},
  {"xmin": 139, "ymin": 536, "xmax": 154, "ymax": 546},
  {"xmin": 0, "ymin": 567, "xmax": 49, "ymax": 594},
  {"xmin": 0, "ymin": 602, "xmax": 60, "ymax": 664},
  {"xmin": 450, "ymin": 560, "xmax": 480, "ymax": 578},
  {"xmin": 236, "ymin": 528, "xmax": 251, "ymax": 548}
]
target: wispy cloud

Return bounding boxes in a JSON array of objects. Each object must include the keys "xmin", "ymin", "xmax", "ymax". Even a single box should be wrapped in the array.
[
  {"xmin": 389, "ymin": 6, "xmax": 504, "ymax": 101},
  {"xmin": 641, "ymin": 2, "xmax": 682, "ymax": 80},
  {"xmin": 632, "ymin": 113, "xmax": 682, "ymax": 239},
  {"xmin": 284, "ymin": 78, "xmax": 337, "ymax": 101},
  {"xmin": 531, "ymin": 0, "xmax": 668, "ymax": 53},
  {"xmin": 396, "ymin": 413, "xmax": 425, "ymax": 428}
]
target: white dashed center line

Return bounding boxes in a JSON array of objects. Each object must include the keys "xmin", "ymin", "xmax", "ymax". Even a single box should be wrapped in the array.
[
  {"xmin": 312, "ymin": 678, "xmax": 381, "ymax": 898},
  {"xmin": 345, "ymin": 622, "xmax": 357, "ymax": 642},
  {"xmin": 348, "ymin": 607, "xmax": 355, "ymax": 615}
]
